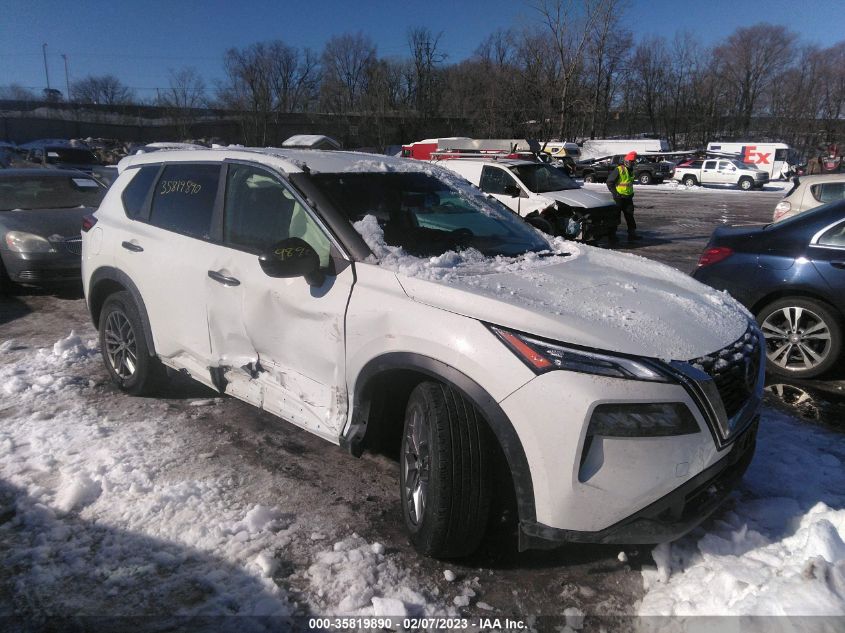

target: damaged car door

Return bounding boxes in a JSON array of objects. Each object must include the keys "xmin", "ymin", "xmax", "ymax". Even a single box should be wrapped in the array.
[{"xmin": 205, "ymin": 161, "xmax": 354, "ymax": 441}]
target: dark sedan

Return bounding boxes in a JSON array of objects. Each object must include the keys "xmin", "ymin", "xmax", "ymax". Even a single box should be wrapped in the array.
[
  {"xmin": 0, "ymin": 169, "xmax": 106, "ymax": 291},
  {"xmin": 693, "ymin": 199, "xmax": 845, "ymax": 379}
]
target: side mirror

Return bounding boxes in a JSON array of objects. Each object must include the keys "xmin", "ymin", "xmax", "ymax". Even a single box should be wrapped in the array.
[
  {"xmin": 258, "ymin": 237, "xmax": 325, "ymax": 286},
  {"xmin": 503, "ymin": 184, "xmax": 521, "ymax": 197}
]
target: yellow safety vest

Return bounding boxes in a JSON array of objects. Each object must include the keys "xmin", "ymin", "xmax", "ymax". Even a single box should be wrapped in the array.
[{"xmin": 615, "ymin": 165, "xmax": 634, "ymax": 197}]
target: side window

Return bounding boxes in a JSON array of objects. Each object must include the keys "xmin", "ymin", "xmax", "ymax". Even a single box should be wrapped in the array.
[
  {"xmin": 703, "ymin": 160, "xmax": 716, "ymax": 170},
  {"xmin": 149, "ymin": 164, "xmax": 220, "ymax": 239},
  {"xmin": 718, "ymin": 161, "xmax": 731, "ymax": 170},
  {"xmin": 811, "ymin": 182, "xmax": 845, "ymax": 204},
  {"xmin": 479, "ymin": 166, "xmax": 518, "ymax": 195},
  {"xmin": 223, "ymin": 164, "xmax": 331, "ymax": 267},
  {"xmin": 818, "ymin": 221, "xmax": 845, "ymax": 248},
  {"xmin": 121, "ymin": 165, "xmax": 159, "ymax": 219}
]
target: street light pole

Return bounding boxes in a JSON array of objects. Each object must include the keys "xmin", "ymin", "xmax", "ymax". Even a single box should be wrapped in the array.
[
  {"xmin": 42, "ymin": 43, "xmax": 51, "ymax": 90},
  {"xmin": 61, "ymin": 54, "xmax": 70, "ymax": 101}
]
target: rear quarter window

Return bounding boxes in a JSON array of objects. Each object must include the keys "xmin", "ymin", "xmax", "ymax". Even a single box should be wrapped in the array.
[
  {"xmin": 120, "ymin": 165, "xmax": 160, "ymax": 219},
  {"xmin": 811, "ymin": 182, "xmax": 845, "ymax": 204},
  {"xmin": 149, "ymin": 163, "xmax": 220, "ymax": 239}
]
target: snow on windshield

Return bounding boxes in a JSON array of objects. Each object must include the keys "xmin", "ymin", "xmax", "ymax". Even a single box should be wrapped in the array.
[{"xmin": 353, "ymin": 214, "xmax": 579, "ymax": 282}]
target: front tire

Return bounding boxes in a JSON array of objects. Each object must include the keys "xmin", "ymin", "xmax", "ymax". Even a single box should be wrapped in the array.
[
  {"xmin": 757, "ymin": 298, "xmax": 842, "ymax": 379},
  {"xmin": 739, "ymin": 177, "xmax": 753, "ymax": 190},
  {"xmin": 638, "ymin": 172, "xmax": 653, "ymax": 185},
  {"xmin": 400, "ymin": 382, "xmax": 492, "ymax": 559},
  {"xmin": 583, "ymin": 173, "xmax": 595, "ymax": 183},
  {"xmin": 99, "ymin": 291, "xmax": 164, "ymax": 395}
]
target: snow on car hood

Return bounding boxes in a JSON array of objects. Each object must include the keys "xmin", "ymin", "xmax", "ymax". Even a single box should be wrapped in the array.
[
  {"xmin": 354, "ymin": 215, "xmax": 750, "ymax": 361},
  {"xmin": 539, "ymin": 187, "xmax": 615, "ymax": 208}
]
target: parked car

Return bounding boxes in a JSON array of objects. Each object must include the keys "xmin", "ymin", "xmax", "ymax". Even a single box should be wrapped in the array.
[
  {"xmin": 773, "ymin": 174, "xmax": 845, "ymax": 222},
  {"xmin": 0, "ymin": 169, "xmax": 106, "ymax": 290},
  {"xmin": 576, "ymin": 155, "xmax": 674, "ymax": 185},
  {"xmin": 673, "ymin": 158, "xmax": 769, "ymax": 190},
  {"xmin": 83, "ymin": 147, "xmax": 762, "ymax": 558},
  {"xmin": 693, "ymin": 200, "xmax": 845, "ymax": 379},
  {"xmin": 22, "ymin": 143, "xmax": 103, "ymax": 174},
  {"xmin": 433, "ymin": 157, "xmax": 619, "ymax": 241}
]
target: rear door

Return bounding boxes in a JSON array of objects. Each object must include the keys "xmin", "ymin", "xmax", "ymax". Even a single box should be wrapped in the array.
[
  {"xmin": 809, "ymin": 219, "xmax": 845, "ymax": 300},
  {"xmin": 111, "ymin": 162, "xmax": 223, "ymax": 384},
  {"xmin": 205, "ymin": 161, "xmax": 354, "ymax": 440}
]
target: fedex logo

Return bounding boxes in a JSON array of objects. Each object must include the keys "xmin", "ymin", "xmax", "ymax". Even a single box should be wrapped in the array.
[{"xmin": 742, "ymin": 145, "xmax": 771, "ymax": 165}]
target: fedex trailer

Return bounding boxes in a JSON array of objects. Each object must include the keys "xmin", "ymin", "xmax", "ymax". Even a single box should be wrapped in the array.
[{"xmin": 706, "ymin": 142, "xmax": 796, "ymax": 179}]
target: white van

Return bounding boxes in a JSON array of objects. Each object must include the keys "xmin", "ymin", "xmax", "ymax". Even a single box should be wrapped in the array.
[
  {"xmin": 580, "ymin": 139, "xmax": 669, "ymax": 161},
  {"xmin": 434, "ymin": 157, "xmax": 619, "ymax": 241},
  {"xmin": 706, "ymin": 142, "xmax": 796, "ymax": 179}
]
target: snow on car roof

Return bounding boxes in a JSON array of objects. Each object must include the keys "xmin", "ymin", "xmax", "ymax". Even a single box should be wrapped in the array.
[{"xmin": 117, "ymin": 147, "xmax": 420, "ymax": 176}]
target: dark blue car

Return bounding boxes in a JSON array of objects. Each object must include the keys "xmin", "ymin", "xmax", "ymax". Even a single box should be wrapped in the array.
[{"xmin": 693, "ymin": 199, "xmax": 845, "ymax": 379}]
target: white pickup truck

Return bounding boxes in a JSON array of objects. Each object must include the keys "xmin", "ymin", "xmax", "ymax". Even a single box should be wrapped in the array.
[{"xmin": 673, "ymin": 158, "xmax": 769, "ymax": 190}]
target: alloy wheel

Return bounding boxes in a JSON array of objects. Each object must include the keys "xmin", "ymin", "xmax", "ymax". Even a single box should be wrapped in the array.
[
  {"xmin": 761, "ymin": 306, "xmax": 832, "ymax": 372},
  {"xmin": 104, "ymin": 310, "xmax": 138, "ymax": 379},
  {"xmin": 403, "ymin": 406, "xmax": 431, "ymax": 526}
]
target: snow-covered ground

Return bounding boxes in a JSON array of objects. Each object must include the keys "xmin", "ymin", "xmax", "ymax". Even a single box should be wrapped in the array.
[
  {"xmin": 2, "ymin": 328, "xmax": 843, "ymax": 624},
  {"xmin": 0, "ymin": 331, "xmax": 453, "ymax": 622},
  {"xmin": 639, "ymin": 409, "xmax": 845, "ymax": 622},
  {"xmin": 581, "ymin": 180, "xmax": 792, "ymax": 194}
]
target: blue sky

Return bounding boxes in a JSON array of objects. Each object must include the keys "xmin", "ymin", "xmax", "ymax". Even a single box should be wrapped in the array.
[{"xmin": 2, "ymin": 0, "xmax": 842, "ymax": 99}]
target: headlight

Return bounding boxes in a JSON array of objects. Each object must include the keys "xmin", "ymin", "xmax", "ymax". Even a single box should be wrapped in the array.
[
  {"xmin": 489, "ymin": 325, "xmax": 671, "ymax": 382},
  {"xmin": 5, "ymin": 231, "xmax": 56, "ymax": 253}
]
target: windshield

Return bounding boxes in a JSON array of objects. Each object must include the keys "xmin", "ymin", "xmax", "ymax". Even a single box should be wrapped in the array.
[
  {"xmin": 508, "ymin": 163, "xmax": 579, "ymax": 193},
  {"xmin": 0, "ymin": 174, "xmax": 106, "ymax": 211},
  {"xmin": 731, "ymin": 159, "xmax": 753, "ymax": 170},
  {"xmin": 310, "ymin": 171, "xmax": 549, "ymax": 257},
  {"xmin": 44, "ymin": 147, "xmax": 100, "ymax": 165}
]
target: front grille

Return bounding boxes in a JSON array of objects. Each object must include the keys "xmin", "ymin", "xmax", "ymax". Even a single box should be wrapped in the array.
[
  {"xmin": 63, "ymin": 237, "xmax": 82, "ymax": 256},
  {"xmin": 689, "ymin": 325, "xmax": 761, "ymax": 419}
]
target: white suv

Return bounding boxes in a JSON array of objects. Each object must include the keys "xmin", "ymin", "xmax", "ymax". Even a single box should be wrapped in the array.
[{"xmin": 82, "ymin": 148, "xmax": 763, "ymax": 558}]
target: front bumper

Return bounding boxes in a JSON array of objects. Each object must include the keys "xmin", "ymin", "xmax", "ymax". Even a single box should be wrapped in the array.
[
  {"xmin": 519, "ymin": 417, "xmax": 758, "ymax": 549},
  {"xmin": 1, "ymin": 248, "xmax": 82, "ymax": 285}
]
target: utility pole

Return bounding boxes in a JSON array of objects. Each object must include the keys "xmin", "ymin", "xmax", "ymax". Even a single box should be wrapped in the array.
[
  {"xmin": 42, "ymin": 43, "xmax": 51, "ymax": 90},
  {"xmin": 61, "ymin": 54, "xmax": 70, "ymax": 101}
]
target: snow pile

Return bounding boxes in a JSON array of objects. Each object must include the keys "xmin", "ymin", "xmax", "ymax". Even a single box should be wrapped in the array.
[
  {"xmin": 353, "ymin": 214, "xmax": 578, "ymax": 283},
  {"xmin": 305, "ymin": 534, "xmax": 453, "ymax": 617},
  {"xmin": 639, "ymin": 409, "xmax": 845, "ymax": 621}
]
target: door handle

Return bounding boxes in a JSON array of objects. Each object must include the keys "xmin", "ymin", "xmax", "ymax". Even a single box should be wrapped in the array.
[
  {"xmin": 207, "ymin": 270, "xmax": 240, "ymax": 286},
  {"xmin": 121, "ymin": 241, "xmax": 143, "ymax": 252},
  {"xmin": 831, "ymin": 261, "xmax": 845, "ymax": 269}
]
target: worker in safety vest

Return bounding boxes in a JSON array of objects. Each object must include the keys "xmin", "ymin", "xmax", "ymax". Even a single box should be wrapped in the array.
[{"xmin": 605, "ymin": 151, "xmax": 642, "ymax": 242}]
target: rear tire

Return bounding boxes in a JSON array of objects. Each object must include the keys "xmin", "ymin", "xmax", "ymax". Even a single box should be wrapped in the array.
[
  {"xmin": 99, "ymin": 291, "xmax": 164, "ymax": 395},
  {"xmin": 583, "ymin": 173, "xmax": 595, "ymax": 183},
  {"xmin": 400, "ymin": 381, "xmax": 493, "ymax": 559},
  {"xmin": 681, "ymin": 175, "xmax": 697, "ymax": 187},
  {"xmin": 638, "ymin": 172, "xmax": 653, "ymax": 185},
  {"xmin": 757, "ymin": 297, "xmax": 842, "ymax": 379}
]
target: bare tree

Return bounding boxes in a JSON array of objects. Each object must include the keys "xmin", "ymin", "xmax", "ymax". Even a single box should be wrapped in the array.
[
  {"xmin": 70, "ymin": 75, "xmax": 135, "ymax": 105},
  {"xmin": 713, "ymin": 23, "xmax": 797, "ymax": 134},
  {"xmin": 156, "ymin": 67, "xmax": 207, "ymax": 138},
  {"xmin": 408, "ymin": 27, "xmax": 447, "ymax": 120},
  {"xmin": 218, "ymin": 41, "xmax": 319, "ymax": 144},
  {"xmin": 533, "ymin": 0, "xmax": 622, "ymax": 139},
  {"xmin": 0, "ymin": 84, "xmax": 38, "ymax": 100},
  {"xmin": 320, "ymin": 32, "xmax": 376, "ymax": 112}
]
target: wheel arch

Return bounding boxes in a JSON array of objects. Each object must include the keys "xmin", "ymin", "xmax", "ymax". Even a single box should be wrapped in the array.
[
  {"xmin": 343, "ymin": 352, "xmax": 537, "ymax": 523},
  {"xmin": 750, "ymin": 288, "xmax": 843, "ymax": 322},
  {"xmin": 88, "ymin": 266, "xmax": 157, "ymax": 356}
]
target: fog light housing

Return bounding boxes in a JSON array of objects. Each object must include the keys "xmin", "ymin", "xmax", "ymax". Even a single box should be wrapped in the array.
[{"xmin": 587, "ymin": 402, "xmax": 699, "ymax": 438}]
